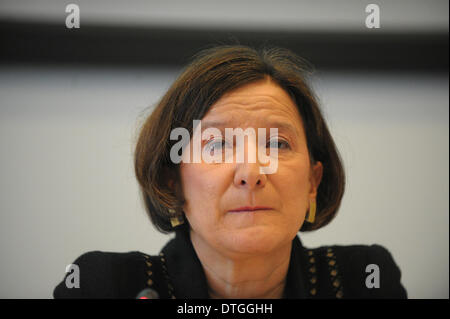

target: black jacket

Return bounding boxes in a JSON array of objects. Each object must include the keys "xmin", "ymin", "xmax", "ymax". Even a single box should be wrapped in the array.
[{"xmin": 53, "ymin": 230, "xmax": 407, "ymax": 299}]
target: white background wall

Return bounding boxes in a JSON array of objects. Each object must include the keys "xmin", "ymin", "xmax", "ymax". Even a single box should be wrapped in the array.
[
  {"xmin": 0, "ymin": 65, "xmax": 448, "ymax": 298},
  {"xmin": 0, "ymin": 0, "xmax": 448, "ymax": 299}
]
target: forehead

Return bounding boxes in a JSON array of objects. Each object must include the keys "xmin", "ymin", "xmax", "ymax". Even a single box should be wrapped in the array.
[{"xmin": 202, "ymin": 79, "xmax": 304, "ymax": 135}]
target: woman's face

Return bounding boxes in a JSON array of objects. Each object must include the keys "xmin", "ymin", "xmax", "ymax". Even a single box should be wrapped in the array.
[{"xmin": 179, "ymin": 78, "xmax": 323, "ymax": 257}]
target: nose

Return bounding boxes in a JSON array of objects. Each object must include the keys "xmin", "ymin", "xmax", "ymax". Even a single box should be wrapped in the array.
[
  {"xmin": 232, "ymin": 131, "xmax": 269, "ymax": 189},
  {"xmin": 233, "ymin": 151, "xmax": 267, "ymax": 190},
  {"xmin": 234, "ymin": 166, "xmax": 267, "ymax": 189}
]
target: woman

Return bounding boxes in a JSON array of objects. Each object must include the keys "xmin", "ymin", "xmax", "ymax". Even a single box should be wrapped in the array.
[{"xmin": 54, "ymin": 45, "xmax": 407, "ymax": 299}]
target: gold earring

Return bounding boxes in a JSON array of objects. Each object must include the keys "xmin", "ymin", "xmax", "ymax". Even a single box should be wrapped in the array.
[
  {"xmin": 306, "ymin": 200, "xmax": 316, "ymax": 223},
  {"xmin": 169, "ymin": 208, "xmax": 184, "ymax": 227}
]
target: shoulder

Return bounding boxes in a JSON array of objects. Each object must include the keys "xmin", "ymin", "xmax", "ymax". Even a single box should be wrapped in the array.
[
  {"xmin": 53, "ymin": 250, "xmax": 150, "ymax": 298},
  {"xmin": 307, "ymin": 244, "xmax": 407, "ymax": 299}
]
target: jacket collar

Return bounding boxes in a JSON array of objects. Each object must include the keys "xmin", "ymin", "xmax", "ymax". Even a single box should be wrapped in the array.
[{"xmin": 161, "ymin": 228, "xmax": 308, "ymax": 299}]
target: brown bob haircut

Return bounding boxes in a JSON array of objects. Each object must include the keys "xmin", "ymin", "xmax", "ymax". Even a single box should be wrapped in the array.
[{"xmin": 134, "ymin": 44, "xmax": 345, "ymax": 233}]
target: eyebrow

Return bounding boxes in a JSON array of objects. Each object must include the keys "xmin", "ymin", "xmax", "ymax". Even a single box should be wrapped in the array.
[{"xmin": 200, "ymin": 119, "xmax": 300, "ymax": 137}]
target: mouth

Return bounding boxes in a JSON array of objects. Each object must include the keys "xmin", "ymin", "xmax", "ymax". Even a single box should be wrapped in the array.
[{"xmin": 228, "ymin": 206, "xmax": 273, "ymax": 213}]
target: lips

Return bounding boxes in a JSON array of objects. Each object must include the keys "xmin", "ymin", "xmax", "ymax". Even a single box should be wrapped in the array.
[{"xmin": 228, "ymin": 206, "xmax": 273, "ymax": 213}]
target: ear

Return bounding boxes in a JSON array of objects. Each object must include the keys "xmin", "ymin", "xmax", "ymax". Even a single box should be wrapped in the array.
[
  {"xmin": 167, "ymin": 178, "xmax": 175, "ymax": 191},
  {"xmin": 309, "ymin": 161, "xmax": 323, "ymax": 199},
  {"xmin": 163, "ymin": 166, "xmax": 185, "ymax": 204},
  {"xmin": 162, "ymin": 166, "xmax": 177, "ymax": 191}
]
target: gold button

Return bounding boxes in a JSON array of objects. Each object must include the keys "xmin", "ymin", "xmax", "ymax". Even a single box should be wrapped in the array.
[
  {"xmin": 330, "ymin": 269, "xmax": 337, "ymax": 277},
  {"xmin": 310, "ymin": 277, "xmax": 317, "ymax": 284},
  {"xmin": 333, "ymin": 279, "xmax": 340, "ymax": 288},
  {"xmin": 328, "ymin": 260, "xmax": 336, "ymax": 266},
  {"xmin": 336, "ymin": 290, "xmax": 344, "ymax": 299},
  {"xmin": 147, "ymin": 270, "xmax": 153, "ymax": 276},
  {"xmin": 307, "ymin": 251, "xmax": 313, "ymax": 256},
  {"xmin": 309, "ymin": 266, "xmax": 316, "ymax": 273},
  {"xmin": 310, "ymin": 288, "xmax": 317, "ymax": 295},
  {"xmin": 309, "ymin": 257, "xmax": 315, "ymax": 263},
  {"xmin": 146, "ymin": 261, "xmax": 152, "ymax": 267},
  {"xmin": 147, "ymin": 279, "xmax": 153, "ymax": 286}
]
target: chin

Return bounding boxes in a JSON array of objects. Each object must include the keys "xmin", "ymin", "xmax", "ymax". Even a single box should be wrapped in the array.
[{"xmin": 221, "ymin": 226, "xmax": 289, "ymax": 255}]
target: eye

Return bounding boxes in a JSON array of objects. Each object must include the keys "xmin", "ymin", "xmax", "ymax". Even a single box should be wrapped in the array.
[
  {"xmin": 205, "ymin": 139, "xmax": 229, "ymax": 155},
  {"xmin": 267, "ymin": 138, "xmax": 290, "ymax": 150}
]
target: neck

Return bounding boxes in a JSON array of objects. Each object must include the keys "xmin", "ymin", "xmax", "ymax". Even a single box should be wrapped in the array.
[{"xmin": 190, "ymin": 231, "xmax": 292, "ymax": 299}]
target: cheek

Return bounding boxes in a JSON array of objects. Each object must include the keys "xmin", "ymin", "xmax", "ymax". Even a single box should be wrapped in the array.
[
  {"xmin": 179, "ymin": 164, "xmax": 228, "ymax": 219},
  {"xmin": 275, "ymin": 162, "xmax": 311, "ymax": 215}
]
